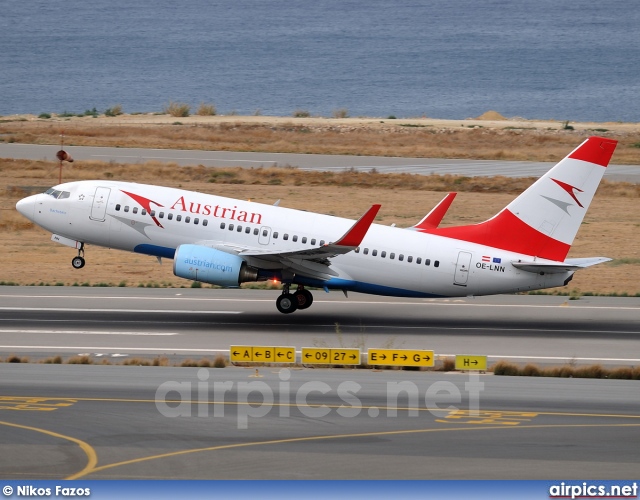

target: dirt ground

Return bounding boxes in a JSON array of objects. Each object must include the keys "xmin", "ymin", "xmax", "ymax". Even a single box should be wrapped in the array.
[{"xmin": 1, "ymin": 114, "xmax": 638, "ymax": 295}]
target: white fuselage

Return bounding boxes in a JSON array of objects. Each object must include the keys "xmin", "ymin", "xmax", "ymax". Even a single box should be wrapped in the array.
[{"xmin": 18, "ymin": 180, "xmax": 571, "ymax": 297}]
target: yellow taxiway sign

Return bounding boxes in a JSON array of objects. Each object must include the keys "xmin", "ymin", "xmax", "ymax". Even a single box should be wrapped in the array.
[
  {"xmin": 455, "ymin": 355, "xmax": 487, "ymax": 371},
  {"xmin": 368, "ymin": 348, "xmax": 434, "ymax": 367},
  {"xmin": 229, "ymin": 345, "xmax": 296, "ymax": 363},
  {"xmin": 301, "ymin": 348, "xmax": 360, "ymax": 365}
]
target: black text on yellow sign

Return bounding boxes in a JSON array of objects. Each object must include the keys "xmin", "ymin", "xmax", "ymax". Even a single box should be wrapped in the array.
[
  {"xmin": 301, "ymin": 348, "xmax": 360, "ymax": 365},
  {"xmin": 367, "ymin": 348, "xmax": 434, "ymax": 367},
  {"xmin": 229, "ymin": 346, "xmax": 296, "ymax": 363},
  {"xmin": 455, "ymin": 355, "xmax": 487, "ymax": 371}
]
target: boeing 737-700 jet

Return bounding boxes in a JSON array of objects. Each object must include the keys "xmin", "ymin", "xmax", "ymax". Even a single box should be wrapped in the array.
[{"xmin": 15, "ymin": 136, "xmax": 617, "ymax": 313}]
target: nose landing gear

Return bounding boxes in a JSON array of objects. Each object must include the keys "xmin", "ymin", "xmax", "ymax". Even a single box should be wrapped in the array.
[{"xmin": 71, "ymin": 243, "xmax": 85, "ymax": 269}]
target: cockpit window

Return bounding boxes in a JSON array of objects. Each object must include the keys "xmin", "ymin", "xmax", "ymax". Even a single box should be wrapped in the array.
[{"xmin": 44, "ymin": 188, "xmax": 70, "ymax": 199}]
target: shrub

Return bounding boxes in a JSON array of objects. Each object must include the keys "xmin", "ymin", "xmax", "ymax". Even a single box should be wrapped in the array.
[
  {"xmin": 521, "ymin": 364, "xmax": 541, "ymax": 377},
  {"xmin": 491, "ymin": 360, "xmax": 519, "ymax": 376},
  {"xmin": 332, "ymin": 108, "xmax": 349, "ymax": 118},
  {"xmin": 213, "ymin": 354, "xmax": 227, "ymax": 368},
  {"xmin": 196, "ymin": 102, "xmax": 216, "ymax": 116},
  {"xmin": 38, "ymin": 113, "xmax": 51, "ymax": 119},
  {"xmin": 165, "ymin": 101, "xmax": 191, "ymax": 117},
  {"xmin": 66, "ymin": 355, "xmax": 93, "ymax": 364},
  {"xmin": 105, "ymin": 104, "xmax": 123, "ymax": 116},
  {"xmin": 292, "ymin": 109, "xmax": 310, "ymax": 118}
]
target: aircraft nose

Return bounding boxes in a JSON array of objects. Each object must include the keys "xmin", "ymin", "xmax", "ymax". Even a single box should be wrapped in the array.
[{"xmin": 16, "ymin": 194, "xmax": 38, "ymax": 220}]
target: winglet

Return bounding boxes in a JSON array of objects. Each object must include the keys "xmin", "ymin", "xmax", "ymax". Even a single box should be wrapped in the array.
[
  {"xmin": 333, "ymin": 204, "xmax": 381, "ymax": 247},
  {"xmin": 411, "ymin": 193, "xmax": 457, "ymax": 230}
]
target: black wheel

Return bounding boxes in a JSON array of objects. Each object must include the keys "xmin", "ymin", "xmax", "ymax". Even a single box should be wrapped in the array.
[
  {"xmin": 71, "ymin": 256, "xmax": 85, "ymax": 269},
  {"xmin": 276, "ymin": 293, "xmax": 298, "ymax": 314},
  {"xmin": 294, "ymin": 289, "xmax": 313, "ymax": 310}
]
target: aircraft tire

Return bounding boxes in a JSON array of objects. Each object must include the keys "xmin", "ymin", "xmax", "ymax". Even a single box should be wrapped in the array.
[
  {"xmin": 276, "ymin": 293, "xmax": 298, "ymax": 314},
  {"xmin": 72, "ymin": 256, "xmax": 86, "ymax": 269},
  {"xmin": 294, "ymin": 290, "xmax": 313, "ymax": 310}
]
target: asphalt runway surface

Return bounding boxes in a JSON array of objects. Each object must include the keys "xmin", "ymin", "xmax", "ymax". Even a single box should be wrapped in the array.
[
  {"xmin": 1, "ymin": 288, "xmax": 639, "ymax": 479},
  {"xmin": 2, "ymin": 143, "xmax": 640, "ymax": 182},
  {"xmin": 0, "ymin": 288, "xmax": 639, "ymax": 366}
]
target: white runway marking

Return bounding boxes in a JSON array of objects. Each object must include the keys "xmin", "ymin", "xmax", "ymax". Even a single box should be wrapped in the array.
[
  {"xmin": 0, "ymin": 307, "xmax": 242, "ymax": 314},
  {"xmin": 0, "ymin": 330, "xmax": 178, "ymax": 336}
]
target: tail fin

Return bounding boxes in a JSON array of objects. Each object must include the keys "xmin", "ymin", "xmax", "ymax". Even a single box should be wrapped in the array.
[{"xmin": 419, "ymin": 137, "xmax": 618, "ymax": 261}]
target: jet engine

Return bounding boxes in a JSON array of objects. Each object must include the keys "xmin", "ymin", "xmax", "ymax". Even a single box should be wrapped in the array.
[{"xmin": 173, "ymin": 244, "xmax": 258, "ymax": 287}]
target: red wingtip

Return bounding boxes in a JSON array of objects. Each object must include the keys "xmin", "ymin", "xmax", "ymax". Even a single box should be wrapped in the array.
[
  {"xmin": 334, "ymin": 204, "xmax": 381, "ymax": 247},
  {"xmin": 568, "ymin": 136, "xmax": 618, "ymax": 167}
]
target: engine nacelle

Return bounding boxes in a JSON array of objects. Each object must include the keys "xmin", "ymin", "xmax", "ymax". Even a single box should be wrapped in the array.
[{"xmin": 173, "ymin": 244, "xmax": 258, "ymax": 287}]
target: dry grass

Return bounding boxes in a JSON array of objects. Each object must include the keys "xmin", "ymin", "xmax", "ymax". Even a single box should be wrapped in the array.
[
  {"xmin": 2, "ymin": 116, "xmax": 639, "ymax": 164},
  {"xmin": 492, "ymin": 361, "xmax": 640, "ymax": 379}
]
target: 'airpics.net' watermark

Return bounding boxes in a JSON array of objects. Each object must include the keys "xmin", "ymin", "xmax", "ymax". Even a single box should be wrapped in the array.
[{"xmin": 155, "ymin": 368, "xmax": 484, "ymax": 428}]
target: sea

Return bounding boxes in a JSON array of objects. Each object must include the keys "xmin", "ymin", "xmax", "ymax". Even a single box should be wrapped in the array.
[{"xmin": 1, "ymin": 0, "xmax": 639, "ymax": 122}]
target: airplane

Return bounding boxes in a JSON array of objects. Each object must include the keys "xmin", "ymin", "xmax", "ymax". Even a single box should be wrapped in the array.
[{"xmin": 15, "ymin": 136, "xmax": 617, "ymax": 314}]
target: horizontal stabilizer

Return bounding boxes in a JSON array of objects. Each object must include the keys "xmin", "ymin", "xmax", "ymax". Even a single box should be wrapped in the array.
[{"xmin": 511, "ymin": 257, "xmax": 611, "ymax": 274}]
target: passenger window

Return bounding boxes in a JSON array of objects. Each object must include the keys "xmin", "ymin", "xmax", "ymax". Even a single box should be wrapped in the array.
[
  {"xmin": 434, "ymin": 260, "xmax": 440, "ymax": 267},
  {"xmin": 167, "ymin": 213, "xmax": 173, "ymax": 220},
  {"xmin": 124, "ymin": 206, "xmax": 129, "ymax": 213},
  {"xmin": 283, "ymin": 234, "xmax": 289, "ymax": 240},
  {"xmin": 355, "ymin": 248, "xmax": 360, "ymax": 253},
  {"xmin": 273, "ymin": 232, "xmax": 279, "ymax": 238},
  {"xmin": 142, "ymin": 209, "xmax": 147, "ymax": 215},
  {"xmin": 425, "ymin": 259, "xmax": 431, "ymax": 266},
  {"xmin": 228, "ymin": 224, "xmax": 234, "ymax": 230},
  {"xmin": 292, "ymin": 235, "xmax": 298, "ymax": 242},
  {"xmin": 311, "ymin": 239, "xmax": 316, "ymax": 245},
  {"xmin": 176, "ymin": 215, "xmax": 182, "ymax": 222},
  {"xmin": 381, "ymin": 251, "xmax": 386, "ymax": 258},
  {"xmin": 159, "ymin": 212, "xmax": 164, "ymax": 219},
  {"xmin": 363, "ymin": 248, "xmax": 369, "ymax": 255},
  {"xmin": 245, "ymin": 227, "xmax": 251, "ymax": 234},
  {"xmin": 253, "ymin": 228, "xmax": 259, "ymax": 235},
  {"xmin": 320, "ymin": 240, "xmax": 325, "ymax": 246},
  {"xmin": 263, "ymin": 230, "xmax": 268, "ymax": 237},
  {"xmin": 185, "ymin": 216, "xmax": 191, "ymax": 223},
  {"xmin": 302, "ymin": 237, "xmax": 307, "ymax": 244},
  {"xmin": 237, "ymin": 225, "xmax": 242, "ymax": 232},
  {"xmin": 150, "ymin": 210, "xmax": 155, "ymax": 217},
  {"xmin": 194, "ymin": 218, "xmax": 199, "ymax": 225},
  {"xmin": 133, "ymin": 207, "xmax": 138, "ymax": 214},
  {"xmin": 203, "ymin": 220, "xmax": 208, "ymax": 227},
  {"xmin": 390, "ymin": 253, "xmax": 395, "ymax": 260},
  {"xmin": 115, "ymin": 204, "xmax": 121, "ymax": 211},
  {"xmin": 399, "ymin": 255, "xmax": 404, "ymax": 261},
  {"xmin": 416, "ymin": 257, "xmax": 422, "ymax": 264},
  {"xmin": 372, "ymin": 250, "xmax": 377, "ymax": 256},
  {"xmin": 220, "ymin": 222, "xmax": 225, "ymax": 229},
  {"xmin": 407, "ymin": 256, "xmax": 413, "ymax": 263}
]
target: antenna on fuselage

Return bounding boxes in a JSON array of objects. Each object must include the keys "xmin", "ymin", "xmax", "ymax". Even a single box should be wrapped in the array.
[{"xmin": 55, "ymin": 131, "xmax": 74, "ymax": 184}]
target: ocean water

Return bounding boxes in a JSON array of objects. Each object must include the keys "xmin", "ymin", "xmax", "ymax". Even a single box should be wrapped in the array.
[{"xmin": 1, "ymin": 0, "xmax": 638, "ymax": 122}]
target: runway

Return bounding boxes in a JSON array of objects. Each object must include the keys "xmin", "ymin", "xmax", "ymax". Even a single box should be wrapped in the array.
[
  {"xmin": 0, "ymin": 288, "xmax": 639, "ymax": 366},
  {"xmin": 1, "ymin": 288, "xmax": 639, "ymax": 479},
  {"xmin": 2, "ymin": 143, "xmax": 640, "ymax": 182}
]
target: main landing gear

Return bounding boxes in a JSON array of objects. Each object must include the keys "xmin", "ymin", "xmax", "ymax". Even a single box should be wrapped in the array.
[
  {"xmin": 276, "ymin": 284, "xmax": 314, "ymax": 314},
  {"xmin": 71, "ymin": 243, "xmax": 86, "ymax": 269}
]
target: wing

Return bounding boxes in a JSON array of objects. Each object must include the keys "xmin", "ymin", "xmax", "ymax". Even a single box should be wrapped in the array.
[{"xmin": 198, "ymin": 204, "xmax": 381, "ymax": 281}]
